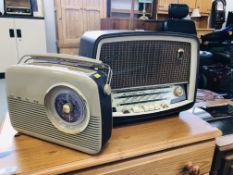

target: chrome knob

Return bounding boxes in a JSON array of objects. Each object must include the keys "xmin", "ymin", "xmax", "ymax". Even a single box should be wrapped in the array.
[
  {"xmin": 174, "ymin": 86, "xmax": 184, "ymax": 97},
  {"xmin": 63, "ymin": 103, "xmax": 72, "ymax": 114}
]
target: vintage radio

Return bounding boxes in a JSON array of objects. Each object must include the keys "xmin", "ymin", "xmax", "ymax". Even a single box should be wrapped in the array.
[
  {"xmin": 80, "ymin": 31, "xmax": 199, "ymax": 124},
  {"xmin": 4, "ymin": 0, "xmax": 32, "ymax": 16},
  {"xmin": 6, "ymin": 54, "xmax": 112, "ymax": 154}
]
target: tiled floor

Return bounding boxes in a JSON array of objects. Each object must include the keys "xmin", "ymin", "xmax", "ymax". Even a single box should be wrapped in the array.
[{"xmin": 0, "ymin": 79, "xmax": 8, "ymax": 125}]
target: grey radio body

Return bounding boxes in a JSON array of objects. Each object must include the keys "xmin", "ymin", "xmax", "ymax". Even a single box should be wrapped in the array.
[
  {"xmin": 80, "ymin": 31, "xmax": 199, "ymax": 124},
  {"xmin": 6, "ymin": 54, "xmax": 112, "ymax": 154}
]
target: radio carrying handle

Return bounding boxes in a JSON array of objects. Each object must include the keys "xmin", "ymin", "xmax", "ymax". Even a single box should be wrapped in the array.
[{"xmin": 18, "ymin": 54, "xmax": 112, "ymax": 95}]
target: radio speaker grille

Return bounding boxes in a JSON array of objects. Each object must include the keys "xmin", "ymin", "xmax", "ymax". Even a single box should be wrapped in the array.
[
  {"xmin": 8, "ymin": 97, "xmax": 101, "ymax": 152},
  {"xmin": 99, "ymin": 40, "xmax": 191, "ymax": 89}
]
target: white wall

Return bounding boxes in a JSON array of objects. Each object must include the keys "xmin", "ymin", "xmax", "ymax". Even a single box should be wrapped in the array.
[
  {"xmin": 226, "ymin": 0, "xmax": 233, "ymax": 15},
  {"xmin": 0, "ymin": 0, "xmax": 3, "ymax": 14},
  {"xmin": 0, "ymin": 0, "xmax": 57, "ymax": 53},
  {"xmin": 43, "ymin": 0, "xmax": 57, "ymax": 53}
]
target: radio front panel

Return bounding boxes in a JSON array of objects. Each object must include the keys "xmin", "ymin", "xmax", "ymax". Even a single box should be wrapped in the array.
[{"xmin": 112, "ymin": 84, "xmax": 187, "ymax": 117}]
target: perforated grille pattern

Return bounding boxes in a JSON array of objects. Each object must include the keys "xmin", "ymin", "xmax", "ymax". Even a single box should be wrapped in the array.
[
  {"xmin": 99, "ymin": 40, "xmax": 191, "ymax": 89},
  {"xmin": 8, "ymin": 97, "xmax": 101, "ymax": 152}
]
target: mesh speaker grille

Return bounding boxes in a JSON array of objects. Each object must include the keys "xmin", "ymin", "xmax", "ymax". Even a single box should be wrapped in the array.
[
  {"xmin": 99, "ymin": 40, "xmax": 191, "ymax": 89},
  {"xmin": 8, "ymin": 97, "xmax": 101, "ymax": 152}
]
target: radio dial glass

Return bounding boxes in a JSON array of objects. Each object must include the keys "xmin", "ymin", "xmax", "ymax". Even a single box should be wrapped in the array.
[
  {"xmin": 55, "ymin": 93, "xmax": 85, "ymax": 123},
  {"xmin": 45, "ymin": 86, "xmax": 90, "ymax": 134}
]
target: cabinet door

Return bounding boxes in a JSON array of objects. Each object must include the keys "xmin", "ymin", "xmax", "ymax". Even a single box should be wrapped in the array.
[
  {"xmin": 14, "ymin": 19, "xmax": 47, "ymax": 59},
  {"xmin": 178, "ymin": 0, "xmax": 195, "ymax": 12},
  {"xmin": 75, "ymin": 141, "xmax": 215, "ymax": 175},
  {"xmin": 0, "ymin": 18, "xmax": 18, "ymax": 73},
  {"xmin": 197, "ymin": 0, "xmax": 212, "ymax": 14},
  {"xmin": 157, "ymin": 0, "xmax": 179, "ymax": 13},
  {"xmin": 55, "ymin": 0, "xmax": 106, "ymax": 54}
]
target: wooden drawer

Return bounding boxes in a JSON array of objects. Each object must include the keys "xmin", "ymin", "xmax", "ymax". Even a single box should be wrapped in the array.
[{"xmin": 73, "ymin": 141, "xmax": 215, "ymax": 175}]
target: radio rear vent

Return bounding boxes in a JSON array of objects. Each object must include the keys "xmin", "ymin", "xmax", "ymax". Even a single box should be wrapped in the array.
[
  {"xmin": 8, "ymin": 97, "xmax": 101, "ymax": 152},
  {"xmin": 99, "ymin": 40, "xmax": 191, "ymax": 89}
]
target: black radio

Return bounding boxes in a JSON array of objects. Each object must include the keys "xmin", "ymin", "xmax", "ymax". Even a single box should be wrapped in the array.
[{"xmin": 80, "ymin": 31, "xmax": 199, "ymax": 124}]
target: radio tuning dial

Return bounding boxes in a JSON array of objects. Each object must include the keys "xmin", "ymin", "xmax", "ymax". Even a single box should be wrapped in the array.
[
  {"xmin": 45, "ymin": 86, "xmax": 90, "ymax": 134},
  {"xmin": 174, "ymin": 86, "xmax": 184, "ymax": 97}
]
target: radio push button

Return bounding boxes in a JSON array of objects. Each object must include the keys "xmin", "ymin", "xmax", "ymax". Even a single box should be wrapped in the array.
[
  {"xmin": 161, "ymin": 103, "xmax": 169, "ymax": 109},
  {"xmin": 132, "ymin": 106, "xmax": 144, "ymax": 113},
  {"xmin": 142, "ymin": 105, "xmax": 151, "ymax": 112},
  {"xmin": 122, "ymin": 109, "xmax": 131, "ymax": 114},
  {"xmin": 148, "ymin": 104, "xmax": 155, "ymax": 111},
  {"xmin": 154, "ymin": 104, "xmax": 161, "ymax": 110}
]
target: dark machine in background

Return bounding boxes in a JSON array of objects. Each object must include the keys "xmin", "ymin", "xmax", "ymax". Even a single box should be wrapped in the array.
[
  {"xmin": 193, "ymin": 104, "xmax": 233, "ymax": 175},
  {"xmin": 226, "ymin": 12, "xmax": 233, "ymax": 27},
  {"xmin": 210, "ymin": 0, "xmax": 226, "ymax": 29},
  {"xmin": 161, "ymin": 4, "xmax": 196, "ymax": 35},
  {"xmin": 199, "ymin": 15, "xmax": 233, "ymax": 97}
]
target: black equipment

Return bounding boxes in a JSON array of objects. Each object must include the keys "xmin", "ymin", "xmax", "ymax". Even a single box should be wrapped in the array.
[
  {"xmin": 210, "ymin": 0, "xmax": 226, "ymax": 29},
  {"xmin": 199, "ymin": 25, "xmax": 233, "ymax": 93},
  {"xmin": 226, "ymin": 11, "xmax": 233, "ymax": 27},
  {"xmin": 161, "ymin": 4, "xmax": 197, "ymax": 35}
]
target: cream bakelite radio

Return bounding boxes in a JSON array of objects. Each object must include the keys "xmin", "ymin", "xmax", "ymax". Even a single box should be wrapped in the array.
[
  {"xmin": 6, "ymin": 54, "xmax": 112, "ymax": 154},
  {"xmin": 80, "ymin": 31, "xmax": 199, "ymax": 124}
]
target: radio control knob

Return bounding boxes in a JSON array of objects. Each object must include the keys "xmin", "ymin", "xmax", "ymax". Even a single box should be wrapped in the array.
[
  {"xmin": 63, "ymin": 103, "xmax": 72, "ymax": 114},
  {"xmin": 174, "ymin": 86, "xmax": 184, "ymax": 97}
]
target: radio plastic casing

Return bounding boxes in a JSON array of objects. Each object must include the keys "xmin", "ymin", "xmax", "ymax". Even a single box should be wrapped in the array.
[{"xmin": 6, "ymin": 57, "xmax": 112, "ymax": 154}]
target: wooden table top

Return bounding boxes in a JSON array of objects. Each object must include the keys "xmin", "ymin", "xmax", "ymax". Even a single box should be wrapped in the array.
[{"xmin": 0, "ymin": 110, "xmax": 221, "ymax": 175}]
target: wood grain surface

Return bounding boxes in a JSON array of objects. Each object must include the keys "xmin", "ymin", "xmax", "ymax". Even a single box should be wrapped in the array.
[
  {"xmin": 73, "ymin": 141, "xmax": 215, "ymax": 175},
  {"xmin": 0, "ymin": 111, "xmax": 221, "ymax": 175}
]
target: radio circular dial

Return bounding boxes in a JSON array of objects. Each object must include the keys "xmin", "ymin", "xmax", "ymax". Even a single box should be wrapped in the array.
[
  {"xmin": 174, "ymin": 86, "xmax": 184, "ymax": 97},
  {"xmin": 45, "ymin": 85, "xmax": 90, "ymax": 134}
]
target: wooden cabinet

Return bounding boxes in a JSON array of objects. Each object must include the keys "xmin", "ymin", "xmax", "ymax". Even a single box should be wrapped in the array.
[
  {"xmin": 0, "ymin": 17, "xmax": 47, "ymax": 73},
  {"xmin": 157, "ymin": 0, "xmax": 178, "ymax": 13},
  {"xmin": 109, "ymin": 0, "xmax": 155, "ymax": 19},
  {"xmin": 157, "ymin": 0, "xmax": 211, "ymax": 15},
  {"xmin": 179, "ymin": 0, "xmax": 196, "ymax": 11},
  {"xmin": 76, "ymin": 141, "xmax": 215, "ymax": 175},
  {"xmin": 55, "ymin": 0, "xmax": 106, "ymax": 55},
  {"xmin": 197, "ymin": 0, "xmax": 212, "ymax": 15},
  {"xmin": 156, "ymin": 0, "xmax": 212, "ymax": 31},
  {"xmin": 0, "ymin": 112, "xmax": 221, "ymax": 175},
  {"xmin": 101, "ymin": 18, "xmax": 161, "ymax": 30}
]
